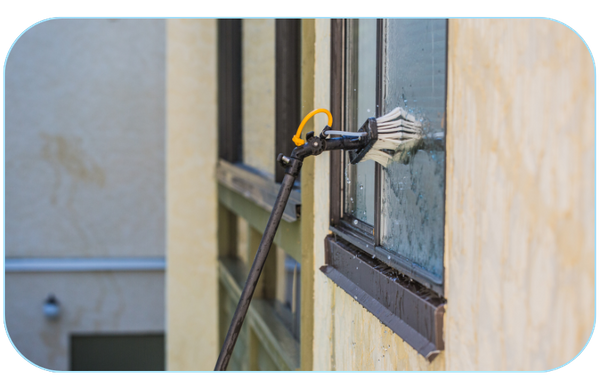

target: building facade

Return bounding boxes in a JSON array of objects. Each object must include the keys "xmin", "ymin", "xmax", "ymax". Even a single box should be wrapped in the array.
[{"xmin": 4, "ymin": 18, "xmax": 595, "ymax": 371}]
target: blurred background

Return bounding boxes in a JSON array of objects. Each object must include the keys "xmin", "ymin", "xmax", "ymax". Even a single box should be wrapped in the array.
[{"xmin": 5, "ymin": 19, "xmax": 166, "ymax": 370}]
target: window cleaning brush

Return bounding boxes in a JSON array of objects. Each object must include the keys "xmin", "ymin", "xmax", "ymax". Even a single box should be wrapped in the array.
[{"xmin": 323, "ymin": 106, "xmax": 424, "ymax": 167}]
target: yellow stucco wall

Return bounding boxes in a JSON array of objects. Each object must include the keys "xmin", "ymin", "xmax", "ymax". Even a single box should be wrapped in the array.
[
  {"xmin": 445, "ymin": 19, "xmax": 595, "ymax": 371},
  {"xmin": 165, "ymin": 19, "xmax": 219, "ymax": 371},
  {"xmin": 312, "ymin": 18, "xmax": 594, "ymax": 372},
  {"xmin": 164, "ymin": 18, "xmax": 594, "ymax": 372}
]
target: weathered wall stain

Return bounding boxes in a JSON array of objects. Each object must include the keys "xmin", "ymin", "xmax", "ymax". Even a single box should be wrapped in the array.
[{"xmin": 40, "ymin": 133, "xmax": 106, "ymax": 205}]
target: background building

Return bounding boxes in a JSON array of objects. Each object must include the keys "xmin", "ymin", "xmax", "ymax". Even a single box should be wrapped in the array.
[{"xmin": 5, "ymin": 19, "xmax": 166, "ymax": 371}]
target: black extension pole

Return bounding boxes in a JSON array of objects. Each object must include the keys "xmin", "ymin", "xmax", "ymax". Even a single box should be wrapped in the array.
[
  {"xmin": 214, "ymin": 131, "xmax": 366, "ymax": 371},
  {"xmin": 214, "ymin": 155, "xmax": 304, "ymax": 371}
]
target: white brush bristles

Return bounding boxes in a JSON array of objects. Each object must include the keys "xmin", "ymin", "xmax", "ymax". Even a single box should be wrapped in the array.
[{"xmin": 362, "ymin": 107, "xmax": 423, "ymax": 167}]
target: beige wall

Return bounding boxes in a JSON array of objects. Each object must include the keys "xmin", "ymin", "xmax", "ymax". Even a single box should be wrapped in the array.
[
  {"xmin": 165, "ymin": 19, "xmax": 219, "ymax": 371},
  {"xmin": 5, "ymin": 19, "xmax": 166, "ymax": 257},
  {"xmin": 445, "ymin": 19, "xmax": 595, "ymax": 371},
  {"xmin": 5, "ymin": 271, "xmax": 165, "ymax": 371}
]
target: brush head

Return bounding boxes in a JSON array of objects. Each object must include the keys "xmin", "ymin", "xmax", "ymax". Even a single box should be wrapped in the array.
[{"xmin": 350, "ymin": 107, "xmax": 423, "ymax": 167}]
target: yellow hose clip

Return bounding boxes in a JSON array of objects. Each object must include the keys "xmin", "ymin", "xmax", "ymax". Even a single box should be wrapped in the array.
[{"xmin": 292, "ymin": 108, "xmax": 333, "ymax": 146}]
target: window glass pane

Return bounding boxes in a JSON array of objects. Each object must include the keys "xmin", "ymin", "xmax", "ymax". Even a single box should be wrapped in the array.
[
  {"xmin": 344, "ymin": 19, "xmax": 377, "ymax": 226},
  {"xmin": 274, "ymin": 247, "xmax": 300, "ymax": 340},
  {"xmin": 242, "ymin": 19, "xmax": 275, "ymax": 176},
  {"xmin": 381, "ymin": 19, "xmax": 447, "ymax": 279},
  {"xmin": 237, "ymin": 216, "xmax": 249, "ymax": 263}
]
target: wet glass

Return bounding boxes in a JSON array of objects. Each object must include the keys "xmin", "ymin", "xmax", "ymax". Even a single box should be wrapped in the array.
[
  {"xmin": 343, "ymin": 19, "xmax": 377, "ymax": 228},
  {"xmin": 381, "ymin": 19, "xmax": 447, "ymax": 279},
  {"xmin": 274, "ymin": 247, "xmax": 301, "ymax": 340}
]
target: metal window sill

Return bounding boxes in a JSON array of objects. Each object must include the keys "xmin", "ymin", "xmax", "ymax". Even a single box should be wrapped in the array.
[
  {"xmin": 216, "ymin": 159, "xmax": 301, "ymax": 223},
  {"xmin": 329, "ymin": 225, "xmax": 444, "ymax": 295},
  {"xmin": 322, "ymin": 236, "xmax": 445, "ymax": 361}
]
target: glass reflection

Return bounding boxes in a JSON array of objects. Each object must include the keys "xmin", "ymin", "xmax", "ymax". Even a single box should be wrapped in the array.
[
  {"xmin": 381, "ymin": 19, "xmax": 447, "ymax": 279},
  {"xmin": 343, "ymin": 19, "xmax": 377, "ymax": 227}
]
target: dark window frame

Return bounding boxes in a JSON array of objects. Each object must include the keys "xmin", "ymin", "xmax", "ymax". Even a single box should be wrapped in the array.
[
  {"xmin": 323, "ymin": 19, "xmax": 447, "ymax": 360},
  {"xmin": 216, "ymin": 19, "xmax": 302, "ymax": 217},
  {"xmin": 218, "ymin": 19, "xmax": 243, "ymax": 163},
  {"xmin": 216, "ymin": 18, "xmax": 303, "ymax": 370}
]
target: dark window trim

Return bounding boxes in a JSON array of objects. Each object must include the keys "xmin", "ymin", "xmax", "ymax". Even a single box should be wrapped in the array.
[
  {"xmin": 216, "ymin": 19, "xmax": 302, "ymax": 230},
  {"xmin": 321, "ymin": 236, "xmax": 445, "ymax": 361},
  {"xmin": 373, "ymin": 19, "xmax": 384, "ymax": 246},
  {"xmin": 329, "ymin": 19, "xmax": 344, "ymax": 227},
  {"xmin": 275, "ymin": 19, "xmax": 301, "ymax": 183},
  {"xmin": 323, "ymin": 19, "xmax": 447, "ymax": 360},
  {"xmin": 217, "ymin": 19, "xmax": 302, "ymax": 220},
  {"xmin": 218, "ymin": 19, "xmax": 243, "ymax": 163},
  {"xmin": 337, "ymin": 19, "xmax": 376, "ymax": 242}
]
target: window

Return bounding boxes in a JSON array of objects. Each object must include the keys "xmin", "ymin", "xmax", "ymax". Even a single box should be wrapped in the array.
[
  {"xmin": 324, "ymin": 19, "xmax": 447, "ymax": 360},
  {"xmin": 216, "ymin": 19, "xmax": 302, "ymax": 371}
]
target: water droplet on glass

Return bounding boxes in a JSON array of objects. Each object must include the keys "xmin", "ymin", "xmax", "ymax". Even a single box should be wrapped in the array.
[
  {"xmin": 367, "ymin": 109, "xmax": 371, "ymax": 113},
  {"xmin": 372, "ymin": 254, "xmax": 376, "ymax": 259},
  {"xmin": 354, "ymin": 89, "xmax": 356, "ymax": 91},
  {"xmin": 387, "ymin": 255, "xmax": 391, "ymax": 260},
  {"xmin": 359, "ymin": 185, "xmax": 364, "ymax": 190},
  {"xmin": 353, "ymin": 219, "xmax": 358, "ymax": 226}
]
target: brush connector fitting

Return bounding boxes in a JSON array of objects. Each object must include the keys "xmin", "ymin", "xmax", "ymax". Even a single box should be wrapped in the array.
[
  {"xmin": 277, "ymin": 153, "xmax": 291, "ymax": 166},
  {"xmin": 349, "ymin": 117, "xmax": 378, "ymax": 164}
]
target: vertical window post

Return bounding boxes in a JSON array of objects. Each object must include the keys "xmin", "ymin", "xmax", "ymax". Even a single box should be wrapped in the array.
[
  {"xmin": 218, "ymin": 19, "xmax": 243, "ymax": 163},
  {"xmin": 275, "ymin": 19, "xmax": 301, "ymax": 183}
]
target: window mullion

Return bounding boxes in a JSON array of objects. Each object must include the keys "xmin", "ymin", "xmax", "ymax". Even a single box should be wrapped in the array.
[{"xmin": 374, "ymin": 19, "xmax": 385, "ymax": 246}]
